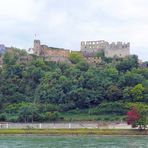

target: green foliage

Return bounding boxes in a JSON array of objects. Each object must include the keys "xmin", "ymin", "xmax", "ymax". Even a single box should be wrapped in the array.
[
  {"xmin": 69, "ymin": 52, "xmax": 84, "ymax": 64},
  {"xmin": 95, "ymin": 102, "xmax": 127, "ymax": 115},
  {"xmin": 0, "ymin": 113, "xmax": 7, "ymax": 121},
  {"xmin": 116, "ymin": 55, "xmax": 139, "ymax": 72},
  {"xmin": 7, "ymin": 115, "xmax": 19, "ymax": 122},
  {"xmin": 48, "ymin": 111, "xmax": 62, "ymax": 121},
  {"xmin": 96, "ymin": 50, "xmax": 105, "ymax": 58},
  {"xmin": 119, "ymin": 71, "xmax": 144, "ymax": 87},
  {"xmin": 0, "ymin": 49, "xmax": 147, "ymax": 122},
  {"xmin": 130, "ymin": 84, "xmax": 144, "ymax": 101}
]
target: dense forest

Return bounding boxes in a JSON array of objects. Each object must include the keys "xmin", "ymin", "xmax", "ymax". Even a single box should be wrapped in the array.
[{"xmin": 0, "ymin": 49, "xmax": 147, "ymax": 122}]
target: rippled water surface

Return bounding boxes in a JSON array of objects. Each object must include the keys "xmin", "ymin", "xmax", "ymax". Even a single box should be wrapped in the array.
[{"xmin": 0, "ymin": 135, "xmax": 147, "ymax": 148}]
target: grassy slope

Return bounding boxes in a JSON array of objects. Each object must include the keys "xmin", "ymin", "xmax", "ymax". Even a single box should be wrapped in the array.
[
  {"xmin": 60, "ymin": 112, "xmax": 125, "ymax": 121},
  {"xmin": 0, "ymin": 129, "xmax": 147, "ymax": 135}
]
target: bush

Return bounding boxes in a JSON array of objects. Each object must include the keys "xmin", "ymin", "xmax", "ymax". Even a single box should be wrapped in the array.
[
  {"xmin": 96, "ymin": 102, "xmax": 127, "ymax": 115},
  {"xmin": 69, "ymin": 52, "xmax": 84, "ymax": 64},
  {"xmin": 48, "ymin": 112, "xmax": 63, "ymax": 121},
  {"xmin": 40, "ymin": 104, "xmax": 60, "ymax": 112},
  {"xmin": 7, "ymin": 115, "xmax": 19, "ymax": 122},
  {"xmin": 97, "ymin": 116, "xmax": 103, "ymax": 121},
  {"xmin": 102, "ymin": 116, "xmax": 111, "ymax": 121},
  {"xmin": 60, "ymin": 103, "xmax": 76, "ymax": 112},
  {"xmin": 0, "ymin": 113, "xmax": 7, "ymax": 121}
]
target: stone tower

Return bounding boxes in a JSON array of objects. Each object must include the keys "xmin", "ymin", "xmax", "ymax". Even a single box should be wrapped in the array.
[{"xmin": 33, "ymin": 40, "xmax": 41, "ymax": 55}]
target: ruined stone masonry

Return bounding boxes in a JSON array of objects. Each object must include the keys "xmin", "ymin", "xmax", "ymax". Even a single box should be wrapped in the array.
[
  {"xmin": 33, "ymin": 40, "xmax": 70, "ymax": 63},
  {"xmin": 0, "ymin": 39, "xmax": 131, "ymax": 67},
  {"xmin": 81, "ymin": 40, "xmax": 130, "ymax": 58}
]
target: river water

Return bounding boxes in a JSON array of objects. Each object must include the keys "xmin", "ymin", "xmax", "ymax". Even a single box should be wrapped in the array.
[{"xmin": 0, "ymin": 135, "xmax": 147, "ymax": 148}]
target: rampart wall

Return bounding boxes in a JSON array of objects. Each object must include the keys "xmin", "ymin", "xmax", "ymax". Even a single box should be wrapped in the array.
[{"xmin": 81, "ymin": 40, "xmax": 130, "ymax": 58}]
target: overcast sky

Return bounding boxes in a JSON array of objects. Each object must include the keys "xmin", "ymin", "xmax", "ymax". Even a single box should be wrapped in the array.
[{"xmin": 0, "ymin": 0, "xmax": 148, "ymax": 61}]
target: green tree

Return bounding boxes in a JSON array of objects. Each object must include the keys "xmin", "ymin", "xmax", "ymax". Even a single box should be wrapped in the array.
[
  {"xmin": 19, "ymin": 103, "xmax": 39, "ymax": 123},
  {"xmin": 107, "ymin": 85, "xmax": 122, "ymax": 101},
  {"xmin": 69, "ymin": 52, "xmax": 84, "ymax": 64},
  {"xmin": 127, "ymin": 103, "xmax": 148, "ymax": 130},
  {"xmin": 119, "ymin": 71, "xmax": 143, "ymax": 87},
  {"xmin": 116, "ymin": 55, "xmax": 139, "ymax": 72},
  {"xmin": 131, "ymin": 84, "xmax": 144, "ymax": 101}
]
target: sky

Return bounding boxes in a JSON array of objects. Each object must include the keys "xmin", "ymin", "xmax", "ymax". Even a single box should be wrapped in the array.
[{"xmin": 0, "ymin": 0, "xmax": 148, "ymax": 61}]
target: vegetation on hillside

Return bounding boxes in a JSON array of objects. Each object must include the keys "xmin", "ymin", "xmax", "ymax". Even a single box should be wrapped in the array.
[{"xmin": 0, "ymin": 49, "xmax": 147, "ymax": 123}]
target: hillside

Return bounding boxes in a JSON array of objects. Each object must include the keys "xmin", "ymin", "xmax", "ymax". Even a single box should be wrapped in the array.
[{"xmin": 0, "ymin": 49, "xmax": 147, "ymax": 122}]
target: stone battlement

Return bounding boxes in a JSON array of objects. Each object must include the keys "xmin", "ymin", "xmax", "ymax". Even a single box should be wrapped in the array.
[
  {"xmin": 81, "ymin": 40, "xmax": 130, "ymax": 58},
  {"xmin": 81, "ymin": 40, "xmax": 130, "ymax": 50},
  {"xmin": 109, "ymin": 42, "xmax": 130, "ymax": 49}
]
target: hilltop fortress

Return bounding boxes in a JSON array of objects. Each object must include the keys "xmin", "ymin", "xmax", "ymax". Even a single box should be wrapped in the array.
[
  {"xmin": 32, "ymin": 40, "xmax": 70, "ymax": 63},
  {"xmin": 0, "ymin": 39, "xmax": 130, "ymax": 66},
  {"xmin": 32, "ymin": 39, "xmax": 130, "ymax": 61}
]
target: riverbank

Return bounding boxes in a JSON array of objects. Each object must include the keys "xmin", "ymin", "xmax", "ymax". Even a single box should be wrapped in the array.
[{"xmin": 0, "ymin": 129, "xmax": 147, "ymax": 135}]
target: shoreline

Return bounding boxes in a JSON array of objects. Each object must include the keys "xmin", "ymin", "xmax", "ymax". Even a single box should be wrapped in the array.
[{"xmin": 0, "ymin": 129, "xmax": 147, "ymax": 135}]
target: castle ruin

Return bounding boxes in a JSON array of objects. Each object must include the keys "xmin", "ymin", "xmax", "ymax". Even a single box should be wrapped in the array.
[
  {"xmin": 81, "ymin": 40, "xmax": 130, "ymax": 58},
  {"xmin": 0, "ymin": 39, "xmax": 131, "ymax": 67},
  {"xmin": 33, "ymin": 40, "xmax": 70, "ymax": 63}
]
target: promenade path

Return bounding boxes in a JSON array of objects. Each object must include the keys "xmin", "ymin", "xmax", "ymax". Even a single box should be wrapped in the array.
[{"xmin": 0, "ymin": 122, "xmax": 135, "ymax": 129}]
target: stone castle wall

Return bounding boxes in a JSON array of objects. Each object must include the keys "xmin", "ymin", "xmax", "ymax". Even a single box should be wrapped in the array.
[
  {"xmin": 105, "ymin": 47, "xmax": 130, "ymax": 58},
  {"xmin": 0, "ymin": 39, "xmax": 131, "ymax": 67},
  {"xmin": 81, "ymin": 40, "xmax": 109, "ymax": 52},
  {"xmin": 44, "ymin": 47, "xmax": 70, "ymax": 58},
  {"xmin": 81, "ymin": 40, "xmax": 130, "ymax": 58},
  {"xmin": 33, "ymin": 40, "xmax": 70, "ymax": 63}
]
